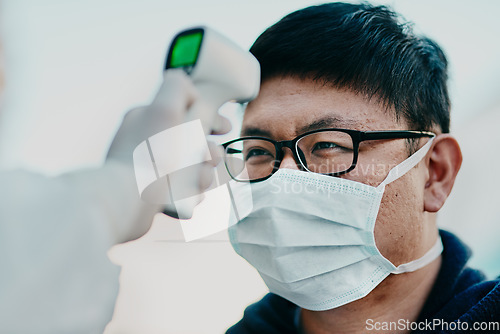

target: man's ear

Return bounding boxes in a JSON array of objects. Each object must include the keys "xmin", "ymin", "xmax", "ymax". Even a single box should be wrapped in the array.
[{"xmin": 424, "ymin": 134, "xmax": 462, "ymax": 212}]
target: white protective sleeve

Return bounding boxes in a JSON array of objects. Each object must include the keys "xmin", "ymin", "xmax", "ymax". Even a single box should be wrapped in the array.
[{"xmin": 0, "ymin": 162, "xmax": 157, "ymax": 334}]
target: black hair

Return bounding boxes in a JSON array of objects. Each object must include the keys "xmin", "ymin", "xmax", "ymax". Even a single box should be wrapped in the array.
[{"xmin": 250, "ymin": 2, "xmax": 450, "ymax": 138}]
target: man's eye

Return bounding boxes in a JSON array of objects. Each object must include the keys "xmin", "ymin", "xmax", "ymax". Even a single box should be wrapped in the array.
[
  {"xmin": 312, "ymin": 142, "xmax": 341, "ymax": 151},
  {"xmin": 245, "ymin": 148, "xmax": 273, "ymax": 161},
  {"xmin": 311, "ymin": 141, "xmax": 353, "ymax": 155}
]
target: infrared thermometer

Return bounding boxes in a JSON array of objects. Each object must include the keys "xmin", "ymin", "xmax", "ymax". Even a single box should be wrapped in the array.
[
  {"xmin": 133, "ymin": 27, "xmax": 260, "ymax": 219},
  {"xmin": 165, "ymin": 27, "xmax": 260, "ymax": 133}
]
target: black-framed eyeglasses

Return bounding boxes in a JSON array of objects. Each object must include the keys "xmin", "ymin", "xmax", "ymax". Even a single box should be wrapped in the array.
[{"xmin": 222, "ymin": 128, "xmax": 435, "ymax": 182}]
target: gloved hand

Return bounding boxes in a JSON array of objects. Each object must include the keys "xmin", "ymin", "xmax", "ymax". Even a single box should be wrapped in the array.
[
  {"xmin": 105, "ymin": 69, "xmax": 231, "ymax": 242},
  {"xmin": 107, "ymin": 69, "xmax": 230, "ymax": 163}
]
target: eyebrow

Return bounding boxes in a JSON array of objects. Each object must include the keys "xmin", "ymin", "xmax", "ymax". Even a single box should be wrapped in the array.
[
  {"xmin": 240, "ymin": 126, "xmax": 273, "ymax": 137},
  {"xmin": 240, "ymin": 115, "xmax": 358, "ymax": 138},
  {"xmin": 297, "ymin": 115, "xmax": 357, "ymax": 135}
]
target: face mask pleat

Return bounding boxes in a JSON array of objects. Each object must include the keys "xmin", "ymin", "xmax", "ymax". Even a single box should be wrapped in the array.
[
  {"xmin": 259, "ymin": 258, "xmax": 391, "ymax": 311},
  {"xmin": 233, "ymin": 207, "xmax": 372, "ymax": 247},
  {"xmin": 238, "ymin": 243, "xmax": 374, "ymax": 283}
]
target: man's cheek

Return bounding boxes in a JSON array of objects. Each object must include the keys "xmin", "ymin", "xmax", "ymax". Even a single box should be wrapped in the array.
[{"xmin": 375, "ymin": 179, "xmax": 425, "ymax": 264}]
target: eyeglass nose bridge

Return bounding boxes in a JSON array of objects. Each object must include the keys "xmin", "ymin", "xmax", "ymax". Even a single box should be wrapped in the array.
[{"xmin": 274, "ymin": 140, "xmax": 307, "ymax": 172}]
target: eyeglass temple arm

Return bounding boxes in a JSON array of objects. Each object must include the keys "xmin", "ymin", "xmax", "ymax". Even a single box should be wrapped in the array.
[{"xmin": 360, "ymin": 131, "xmax": 435, "ymax": 141}]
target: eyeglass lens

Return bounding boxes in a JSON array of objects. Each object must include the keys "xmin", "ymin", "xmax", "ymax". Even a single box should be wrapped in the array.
[{"xmin": 224, "ymin": 130, "xmax": 355, "ymax": 181}]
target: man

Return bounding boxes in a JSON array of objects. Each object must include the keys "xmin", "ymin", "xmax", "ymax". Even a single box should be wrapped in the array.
[
  {"xmin": 225, "ymin": 2, "xmax": 500, "ymax": 333},
  {"xmin": 0, "ymin": 38, "xmax": 227, "ymax": 333}
]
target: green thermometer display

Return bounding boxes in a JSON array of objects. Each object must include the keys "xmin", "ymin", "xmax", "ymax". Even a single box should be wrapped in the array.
[{"xmin": 166, "ymin": 29, "xmax": 204, "ymax": 70}]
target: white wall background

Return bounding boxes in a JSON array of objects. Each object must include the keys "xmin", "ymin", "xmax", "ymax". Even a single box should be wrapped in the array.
[{"xmin": 1, "ymin": 0, "xmax": 499, "ymax": 333}]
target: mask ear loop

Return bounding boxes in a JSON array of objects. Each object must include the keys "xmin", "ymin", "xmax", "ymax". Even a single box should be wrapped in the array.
[
  {"xmin": 376, "ymin": 136, "xmax": 435, "ymax": 191},
  {"xmin": 373, "ymin": 135, "xmax": 442, "ymax": 273},
  {"xmin": 392, "ymin": 237, "xmax": 444, "ymax": 274}
]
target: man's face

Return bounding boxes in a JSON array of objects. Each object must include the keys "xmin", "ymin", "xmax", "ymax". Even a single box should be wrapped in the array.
[{"xmin": 242, "ymin": 76, "xmax": 433, "ymax": 266}]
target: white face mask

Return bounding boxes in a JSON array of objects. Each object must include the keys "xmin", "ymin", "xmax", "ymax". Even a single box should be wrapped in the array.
[{"xmin": 228, "ymin": 137, "xmax": 442, "ymax": 311}]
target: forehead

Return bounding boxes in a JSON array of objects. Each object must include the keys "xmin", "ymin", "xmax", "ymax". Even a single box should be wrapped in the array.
[{"xmin": 242, "ymin": 76, "xmax": 404, "ymax": 139}]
